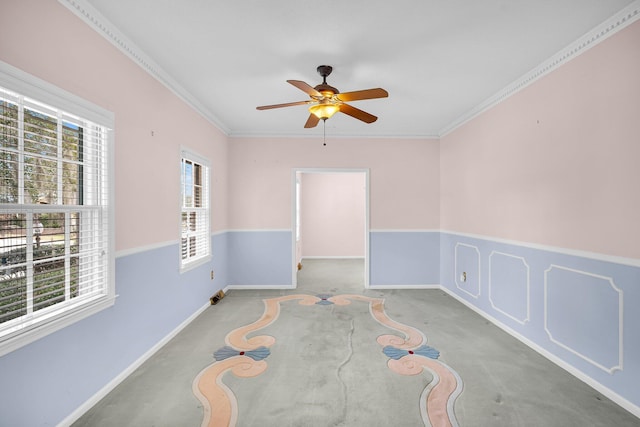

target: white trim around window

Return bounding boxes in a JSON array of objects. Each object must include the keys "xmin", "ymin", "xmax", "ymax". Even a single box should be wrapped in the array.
[
  {"xmin": 0, "ymin": 60, "xmax": 115, "ymax": 357},
  {"xmin": 179, "ymin": 147, "xmax": 211, "ymax": 272}
]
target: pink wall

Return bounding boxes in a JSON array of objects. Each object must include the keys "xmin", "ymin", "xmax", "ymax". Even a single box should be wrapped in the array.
[
  {"xmin": 5, "ymin": 0, "xmax": 635, "ymax": 261},
  {"xmin": 440, "ymin": 20, "xmax": 640, "ymax": 259},
  {"xmin": 300, "ymin": 172, "xmax": 366, "ymax": 257},
  {"xmin": 0, "ymin": 0, "xmax": 229, "ymax": 252},
  {"xmin": 228, "ymin": 137, "xmax": 440, "ymax": 230}
]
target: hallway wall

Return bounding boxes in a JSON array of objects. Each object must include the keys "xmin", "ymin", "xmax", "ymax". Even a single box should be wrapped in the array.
[
  {"xmin": 227, "ymin": 137, "xmax": 441, "ymax": 287},
  {"xmin": 0, "ymin": 1, "xmax": 229, "ymax": 425},
  {"xmin": 440, "ymin": 20, "xmax": 640, "ymax": 260},
  {"xmin": 439, "ymin": 19, "xmax": 640, "ymax": 414},
  {"xmin": 300, "ymin": 172, "xmax": 366, "ymax": 258}
]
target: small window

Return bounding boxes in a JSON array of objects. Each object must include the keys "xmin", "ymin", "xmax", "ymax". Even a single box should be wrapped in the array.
[
  {"xmin": 0, "ymin": 62, "xmax": 114, "ymax": 356},
  {"xmin": 180, "ymin": 149, "xmax": 210, "ymax": 271}
]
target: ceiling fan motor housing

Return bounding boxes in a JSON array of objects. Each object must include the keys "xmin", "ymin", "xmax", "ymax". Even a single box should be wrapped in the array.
[{"xmin": 315, "ymin": 83, "xmax": 339, "ymax": 96}]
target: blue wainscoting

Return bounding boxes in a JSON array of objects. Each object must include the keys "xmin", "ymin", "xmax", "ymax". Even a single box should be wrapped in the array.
[
  {"xmin": 453, "ymin": 242, "xmax": 481, "ymax": 298},
  {"xmin": 440, "ymin": 232, "xmax": 640, "ymax": 413},
  {"xmin": 2, "ymin": 229, "xmax": 638, "ymax": 425},
  {"xmin": 227, "ymin": 230, "xmax": 293, "ymax": 287},
  {"xmin": 369, "ymin": 230, "xmax": 440, "ymax": 287},
  {"xmin": 489, "ymin": 251, "xmax": 531, "ymax": 324},
  {"xmin": 0, "ymin": 235, "xmax": 226, "ymax": 427}
]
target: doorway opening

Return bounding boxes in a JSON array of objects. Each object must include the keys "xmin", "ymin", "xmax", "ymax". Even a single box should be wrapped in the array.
[{"xmin": 291, "ymin": 168, "xmax": 370, "ymax": 288}]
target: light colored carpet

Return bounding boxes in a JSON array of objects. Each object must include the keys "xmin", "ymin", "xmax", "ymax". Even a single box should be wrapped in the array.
[
  {"xmin": 74, "ymin": 259, "xmax": 640, "ymax": 426},
  {"xmin": 194, "ymin": 293, "xmax": 462, "ymax": 426}
]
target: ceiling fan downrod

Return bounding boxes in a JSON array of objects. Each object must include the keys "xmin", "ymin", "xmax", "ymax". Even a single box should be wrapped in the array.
[{"xmin": 314, "ymin": 65, "xmax": 339, "ymax": 96}]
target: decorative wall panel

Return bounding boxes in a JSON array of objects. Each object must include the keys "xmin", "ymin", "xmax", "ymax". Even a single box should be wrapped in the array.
[
  {"xmin": 544, "ymin": 265, "xmax": 623, "ymax": 374},
  {"xmin": 441, "ymin": 231, "xmax": 639, "ymax": 414},
  {"xmin": 489, "ymin": 251, "xmax": 530, "ymax": 325},
  {"xmin": 454, "ymin": 243, "xmax": 480, "ymax": 298}
]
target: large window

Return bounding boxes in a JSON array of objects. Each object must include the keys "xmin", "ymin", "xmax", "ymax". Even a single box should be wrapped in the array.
[
  {"xmin": 180, "ymin": 149, "xmax": 210, "ymax": 271},
  {"xmin": 0, "ymin": 62, "xmax": 113, "ymax": 356}
]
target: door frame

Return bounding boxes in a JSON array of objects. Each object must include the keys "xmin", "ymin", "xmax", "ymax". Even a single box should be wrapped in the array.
[{"xmin": 291, "ymin": 168, "xmax": 370, "ymax": 288}]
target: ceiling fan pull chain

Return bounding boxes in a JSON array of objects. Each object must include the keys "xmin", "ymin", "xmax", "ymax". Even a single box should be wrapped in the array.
[{"xmin": 323, "ymin": 120, "xmax": 327, "ymax": 146}]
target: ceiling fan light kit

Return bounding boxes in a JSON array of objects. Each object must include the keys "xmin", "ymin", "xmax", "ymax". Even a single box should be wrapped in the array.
[
  {"xmin": 257, "ymin": 65, "xmax": 388, "ymax": 128},
  {"xmin": 309, "ymin": 101, "xmax": 340, "ymax": 120}
]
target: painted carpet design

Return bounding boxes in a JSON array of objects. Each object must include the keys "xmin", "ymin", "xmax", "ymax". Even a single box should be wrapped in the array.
[{"xmin": 192, "ymin": 294, "xmax": 463, "ymax": 426}]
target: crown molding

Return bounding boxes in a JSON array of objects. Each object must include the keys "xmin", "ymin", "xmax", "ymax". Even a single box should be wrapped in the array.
[
  {"xmin": 229, "ymin": 130, "xmax": 440, "ymax": 140},
  {"xmin": 57, "ymin": 0, "xmax": 230, "ymax": 135},
  {"xmin": 439, "ymin": 1, "xmax": 640, "ymax": 137},
  {"xmin": 58, "ymin": 0, "xmax": 639, "ymax": 140}
]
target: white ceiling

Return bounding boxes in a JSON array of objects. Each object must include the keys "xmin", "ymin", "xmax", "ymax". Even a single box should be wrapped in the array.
[{"xmin": 79, "ymin": 0, "xmax": 636, "ymax": 138}]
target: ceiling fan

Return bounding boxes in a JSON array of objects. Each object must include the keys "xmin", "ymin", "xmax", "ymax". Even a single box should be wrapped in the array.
[{"xmin": 256, "ymin": 65, "xmax": 388, "ymax": 128}]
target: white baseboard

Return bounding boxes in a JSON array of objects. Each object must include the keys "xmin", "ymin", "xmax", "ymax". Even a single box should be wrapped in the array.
[
  {"xmin": 57, "ymin": 302, "xmax": 211, "ymax": 427},
  {"xmin": 367, "ymin": 284, "xmax": 441, "ymax": 290},
  {"xmin": 301, "ymin": 256, "xmax": 365, "ymax": 260},
  {"xmin": 58, "ymin": 284, "xmax": 640, "ymax": 425},
  {"xmin": 439, "ymin": 286, "xmax": 640, "ymax": 419},
  {"xmin": 225, "ymin": 284, "xmax": 297, "ymax": 290},
  {"xmin": 225, "ymin": 282, "xmax": 440, "ymax": 291}
]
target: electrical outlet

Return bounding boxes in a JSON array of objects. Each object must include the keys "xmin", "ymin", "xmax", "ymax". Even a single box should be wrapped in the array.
[{"xmin": 210, "ymin": 270, "xmax": 215, "ymax": 280}]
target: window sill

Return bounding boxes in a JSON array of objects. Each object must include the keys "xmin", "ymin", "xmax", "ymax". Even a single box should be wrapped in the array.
[
  {"xmin": 180, "ymin": 254, "xmax": 212, "ymax": 274},
  {"xmin": 0, "ymin": 295, "xmax": 116, "ymax": 357}
]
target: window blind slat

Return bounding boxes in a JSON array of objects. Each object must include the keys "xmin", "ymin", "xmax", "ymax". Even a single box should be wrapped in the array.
[
  {"xmin": 180, "ymin": 153, "xmax": 210, "ymax": 269},
  {"xmin": 0, "ymin": 81, "xmax": 111, "ymax": 346}
]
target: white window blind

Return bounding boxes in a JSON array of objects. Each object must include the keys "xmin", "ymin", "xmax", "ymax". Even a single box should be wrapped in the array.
[
  {"xmin": 180, "ymin": 149, "xmax": 210, "ymax": 271},
  {"xmin": 0, "ymin": 62, "xmax": 114, "ymax": 356}
]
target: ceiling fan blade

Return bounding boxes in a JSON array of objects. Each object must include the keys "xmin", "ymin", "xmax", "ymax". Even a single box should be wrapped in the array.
[
  {"xmin": 256, "ymin": 100, "xmax": 310, "ymax": 110},
  {"xmin": 339, "ymin": 103, "xmax": 378, "ymax": 124},
  {"xmin": 304, "ymin": 114, "xmax": 320, "ymax": 128},
  {"xmin": 304, "ymin": 114, "xmax": 320, "ymax": 129},
  {"xmin": 336, "ymin": 88, "xmax": 388, "ymax": 102},
  {"xmin": 288, "ymin": 80, "xmax": 322, "ymax": 98}
]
